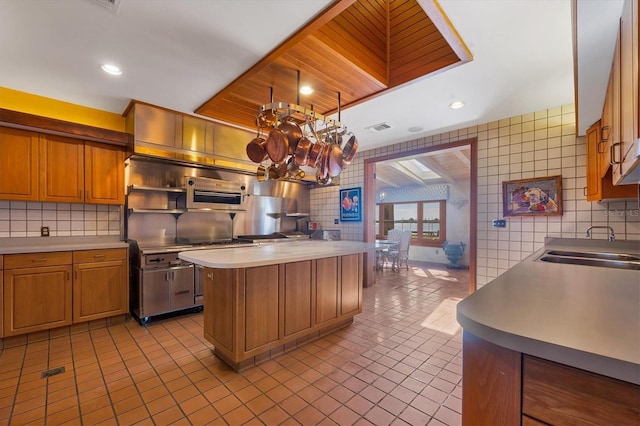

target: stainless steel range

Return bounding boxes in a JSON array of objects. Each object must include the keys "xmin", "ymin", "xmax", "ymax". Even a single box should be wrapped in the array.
[{"xmin": 129, "ymin": 239, "xmax": 254, "ymax": 324}]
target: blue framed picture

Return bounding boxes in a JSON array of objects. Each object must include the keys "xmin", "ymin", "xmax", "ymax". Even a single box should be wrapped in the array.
[{"xmin": 340, "ymin": 187, "xmax": 362, "ymax": 222}]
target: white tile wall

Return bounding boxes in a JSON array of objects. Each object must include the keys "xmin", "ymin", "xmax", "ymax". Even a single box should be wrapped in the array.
[
  {"xmin": 0, "ymin": 201, "xmax": 121, "ymax": 238},
  {"xmin": 311, "ymin": 104, "xmax": 640, "ymax": 286}
]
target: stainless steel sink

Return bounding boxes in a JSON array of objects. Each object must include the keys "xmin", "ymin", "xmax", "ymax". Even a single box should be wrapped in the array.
[{"xmin": 538, "ymin": 250, "xmax": 640, "ymax": 271}]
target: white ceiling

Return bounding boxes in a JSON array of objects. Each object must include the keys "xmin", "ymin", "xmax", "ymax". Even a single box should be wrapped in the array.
[{"xmin": 0, "ymin": 0, "xmax": 621, "ymax": 151}]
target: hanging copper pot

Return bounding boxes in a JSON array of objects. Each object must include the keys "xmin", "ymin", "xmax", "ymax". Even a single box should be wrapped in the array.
[
  {"xmin": 246, "ymin": 136, "xmax": 268, "ymax": 163},
  {"xmin": 256, "ymin": 110, "xmax": 277, "ymax": 129},
  {"xmin": 341, "ymin": 133, "xmax": 358, "ymax": 167},
  {"xmin": 265, "ymin": 128, "xmax": 289, "ymax": 164},
  {"xmin": 307, "ymin": 141, "xmax": 325, "ymax": 169},
  {"xmin": 326, "ymin": 143, "xmax": 344, "ymax": 178},
  {"xmin": 278, "ymin": 119, "xmax": 303, "ymax": 154},
  {"xmin": 294, "ymin": 137, "xmax": 312, "ymax": 166}
]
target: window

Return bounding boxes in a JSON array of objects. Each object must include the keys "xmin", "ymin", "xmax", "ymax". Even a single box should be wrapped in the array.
[{"xmin": 375, "ymin": 200, "xmax": 446, "ymax": 247}]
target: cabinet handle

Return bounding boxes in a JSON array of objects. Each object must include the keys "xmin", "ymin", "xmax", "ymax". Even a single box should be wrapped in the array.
[
  {"xmin": 32, "ymin": 258, "xmax": 47, "ymax": 264},
  {"xmin": 66, "ymin": 271, "xmax": 70, "ymax": 281},
  {"xmin": 207, "ymin": 272, "xmax": 213, "ymax": 280},
  {"xmin": 86, "ymin": 190, "xmax": 89, "ymax": 199},
  {"xmin": 600, "ymin": 125, "xmax": 610, "ymax": 142},
  {"xmin": 597, "ymin": 140, "xmax": 607, "ymax": 154},
  {"xmin": 610, "ymin": 142, "xmax": 624, "ymax": 165},
  {"xmin": 74, "ymin": 270, "xmax": 77, "ymax": 280},
  {"xmin": 94, "ymin": 255, "xmax": 106, "ymax": 260},
  {"xmin": 583, "ymin": 187, "xmax": 587, "ymax": 197},
  {"xmin": 78, "ymin": 189, "xmax": 82, "ymax": 199}
]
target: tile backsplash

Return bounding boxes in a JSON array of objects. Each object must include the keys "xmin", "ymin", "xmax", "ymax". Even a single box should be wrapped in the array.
[
  {"xmin": 311, "ymin": 104, "xmax": 640, "ymax": 287},
  {"xmin": 0, "ymin": 201, "xmax": 121, "ymax": 238}
]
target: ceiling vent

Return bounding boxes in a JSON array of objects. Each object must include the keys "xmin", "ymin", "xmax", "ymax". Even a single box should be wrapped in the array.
[
  {"xmin": 88, "ymin": 0, "xmax": 122, "ymax": 14},
  {"xmin": 366, "ymin": 122, "xmax": 392, "ymax": 133}
]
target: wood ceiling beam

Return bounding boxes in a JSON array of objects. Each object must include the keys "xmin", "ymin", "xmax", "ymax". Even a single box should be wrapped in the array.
[
  {"xmin": 388, "ymin": 162, "xmax": 427, "ymax": 185},
  {"xmin": 415, "ymin": 156, "xmax": 457, "ymax": 183},
  {"xmin": 374, "ymin": 172, "xmax": 401, "ymax": 188}
]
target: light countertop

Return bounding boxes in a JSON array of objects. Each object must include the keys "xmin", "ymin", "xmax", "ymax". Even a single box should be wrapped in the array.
[
  {"xmin": 0, "ymin": 236, "xmax": 128, "ymax": 254},
  {"xmin": 179, "ymin": 240, "xmax": 375, "ymax": 268},
  {"xmin": 457, "ymin": 238, "xmax": 640, "ymax": 384}
]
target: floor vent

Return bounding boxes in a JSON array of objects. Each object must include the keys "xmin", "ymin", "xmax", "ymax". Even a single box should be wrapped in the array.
[{"xmin": 41, "ymin": 366, "xmax": 65, "ymax": 379}]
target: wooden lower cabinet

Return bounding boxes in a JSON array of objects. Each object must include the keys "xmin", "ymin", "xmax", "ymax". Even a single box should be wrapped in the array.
[
  {"xmin": 204, "ymin": 254, "xmax": 363, "ymax": 371},
  {"xmin": 522, "ymin": 355, "xmax": 640, "ymax": 425},
  {"xmin": 462, "ymin": 332, "xmax": 640, "ymax": 426},
  {"xmin": 72, "ymin": 249, "xmax": 128, "ymax": 323},
  {"xmin": 2, "ymin": 249, "xmax": 128, "ymax": 337},
  {"xmin": 245, "ymin": 265, "xmax": 279, "ymax": 351},
  {"xmin": 3, "ymin": 252, "xmax": 73, "ymax": 336},
  {"xmin": 0, "ymin": 255, "xmax": 3, "ymax": 338},
  {"xmin": 283, "ymin": 261, "xmax": 313, "ymax": 337},
  {"xmin": 316, "ymin": 257, "xmax": 339, "ymax": 325}
]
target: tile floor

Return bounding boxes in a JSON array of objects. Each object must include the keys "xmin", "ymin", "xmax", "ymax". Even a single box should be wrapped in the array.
[{"xmin": 0, "ymin": 263, "xmax": 469, "ymax": 426}]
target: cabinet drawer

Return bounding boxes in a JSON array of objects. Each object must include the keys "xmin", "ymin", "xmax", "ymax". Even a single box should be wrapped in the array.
[
  {"xmin": 5, "ymin": 252, "xmax": 72, "ymax": 269},
  {"xmin": 73, "ymin": 248, "xmax": 127, "ymax": 264},
  {"xmin": 523, "ymin": 355, "xmax": 640, "ymax": 425}
]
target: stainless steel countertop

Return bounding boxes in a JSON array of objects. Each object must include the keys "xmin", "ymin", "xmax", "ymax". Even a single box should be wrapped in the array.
[
  {"xmin": 457, "ymin": 238, "xmax": 640, "ymax": 384},
  {"xmin": 0, "ymin": 236, "xmax": 128, "ymax": 254}
]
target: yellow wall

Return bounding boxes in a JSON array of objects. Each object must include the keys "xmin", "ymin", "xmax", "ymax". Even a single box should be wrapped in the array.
[{"xmin": 0, "ymin": 87, "xmax": 125, "ymax": 132}]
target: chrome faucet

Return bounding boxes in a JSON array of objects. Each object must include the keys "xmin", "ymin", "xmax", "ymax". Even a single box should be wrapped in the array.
[{"xmin": 585, "ymin": 226, "xmax": 615, "ymax": 242}]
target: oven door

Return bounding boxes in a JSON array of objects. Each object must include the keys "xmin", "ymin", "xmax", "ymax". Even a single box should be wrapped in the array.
[{"xmin": 187, "ymin": 188, "xmax": 245, "ymax": 210}]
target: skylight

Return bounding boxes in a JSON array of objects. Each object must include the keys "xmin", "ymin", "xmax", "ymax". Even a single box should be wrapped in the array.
[{"xmin": 398, "ymin": 159, "xmax": 442, "ymax": 180}]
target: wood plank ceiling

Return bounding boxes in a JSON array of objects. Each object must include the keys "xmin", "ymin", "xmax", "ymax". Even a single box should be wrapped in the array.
[{"xmin": 195, "ymin": 0, "xmax": 471, "ymax": 130}]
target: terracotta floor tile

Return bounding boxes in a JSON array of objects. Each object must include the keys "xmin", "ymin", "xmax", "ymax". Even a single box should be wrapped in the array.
[
  {"xmin": 152, "ymin": 405, "xmax": 185, "ymax": 425},
  {"xmin": 146, "ymin": 395, "xmax": 176, "ymax": 416},
  {"xmin": 213, "ymin": 394, "xmax": 242, "ymax": 415},
  {"xmin": 222, "ymin": 405, "xmax": 255, "ymax": 426},
  {"xmin": 187, "ymin": 405, "xmax": 220, "ymax": 425},
  {"xmin": 116, "ymin": 405, "xmax": 150, "ymax": 425},
  {"xmin": 81, "ymin": 404, "xmax": 116, "ymax": 425},
  {"xmin": 345, "ymin": 394, "xmax": 375, "ymax": 416},
  {"xmin": 280, "ymin": 394, "xmax": 308, "ymax": 416},
  {"xmin": 179, "ymin": 394, "xmax": 209, "ymax": 415},
  {"xmin": 329, "ymin": 405, "xmax": 361, "ymax": 426},
  {"xmin": 203, "ymin": 384, "xmax": 232, "ymax": 404},
  {"xmin": 242, "ymin": 394, "xmax": 272, "ymax": 416},
  {"xmin": 172, "ymin": 384, "xmax": 200, "ymax": 403},
  {"xmin": 265, "ymin": 384, "xmax": 293, "ymax": 404},
  {"xmin": 293, "ymin": 405, "xmax": 325, "ymax": 425}
]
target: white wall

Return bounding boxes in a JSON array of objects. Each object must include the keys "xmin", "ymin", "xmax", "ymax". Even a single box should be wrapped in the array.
[{"xmin": 310, "ymin": 104, "xmax": 640, "ymax": 286}]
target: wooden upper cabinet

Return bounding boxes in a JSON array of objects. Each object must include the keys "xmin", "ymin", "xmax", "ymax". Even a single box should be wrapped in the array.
[
  {"xmin": 85, "ymin": 142, "xmax": 124, "ymax": 205},
  {"xmin": 0, "ymin": 127, "xmax": 39, "ymax": 201},
  {"xmin": 613, "ymin": 0, "xmax": 639, "ymax": 184},
  {"xmin": 586, "ymin": 121, "xmax": 636, "ymax": 201},
  {"xmin": 39, "ymin": 134, "xmax": 84, "ymax": 203},
  {"xmin": 600, "ymin": 72, "xmax": 614, "ymax": 178}
]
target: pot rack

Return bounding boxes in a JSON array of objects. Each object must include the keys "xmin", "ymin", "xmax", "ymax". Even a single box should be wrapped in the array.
[{"xmin": 258, "ymin": 101, "xmax": 346, "ymax": 138}]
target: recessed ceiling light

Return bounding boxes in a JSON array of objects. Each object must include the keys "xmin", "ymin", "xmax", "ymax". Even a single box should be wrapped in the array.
[
  {"xmin": 101, "ymin": 64, "xmax": 122, "ymax": 76},
  {"xmin": 449, "ymin": 101, "xmax": 465, "ymax": 109},
  {"xmin": 300, "ymin": 86, "xmax": 313, "ymax": 95},
  {"xmin": 408, "ymin": 126, "xmax": 423, "ymax": 133}
]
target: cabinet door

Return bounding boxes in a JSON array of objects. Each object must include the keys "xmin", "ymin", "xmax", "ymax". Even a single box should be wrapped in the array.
[
  {"xmin": 0, "ymin": 127, "xmax": 39, "ymax": 201},
  {"xmin": 73, "ymin": 260, "xmax": 127, "ymax": 323},
  {"xmin": 169, "ymin": 265, "xmax": 195, "ymax": 310},
  {"xmin": 140, "ymin": 269, "xmax": 171, "ymax": 317},
  {"xmin": 244, "ymin": 265, "xmax": 279, "ymax": 352},
  {"xmin": 614, "ymin": 0, "xmax": 638, "ymax": 183},
  {"xmin": 316, "ymin": 257, "xmax": 339, "ymax": 325},
  {"xmin": 523, "ymin": 355, "xmax": 639, "ymax": 425},
  {"xmin": 586, "ymin": 122, "xmax": 602, "ymax": 201},
  {"xmin": 341, "ymin": 254, "xmax": 361, "ymax": 315},
  {"xmin": 0, "ymin": 255, "xmax": 3, "ymax": 338},
  {"xmin": 84, "ymin": 142, "xmax": 124, "ymax": 205},
  {"xmin": 4, "ymin": 266, "xmax": 72, "ymax": 336},
  {"xmin": 39, "ymin": 134, "xmax": 84, "ymax": 203},
  {"xmin": 283, "ymin": 261, "xmax": 312, "ymax": 337},
  {"xmin": 600, "ymin": 74, "xmax": 614, "ymax": 178}
]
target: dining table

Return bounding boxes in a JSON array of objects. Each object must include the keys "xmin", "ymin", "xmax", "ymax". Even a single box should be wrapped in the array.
[{"xmin": 374, "ymin": 240, "xmax": 398, "ymax": 271}]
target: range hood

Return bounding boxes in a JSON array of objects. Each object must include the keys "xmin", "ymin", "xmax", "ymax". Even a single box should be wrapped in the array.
[{"xmin": 124, "ymin": 101, "xmax": 255, "ymax": 171}]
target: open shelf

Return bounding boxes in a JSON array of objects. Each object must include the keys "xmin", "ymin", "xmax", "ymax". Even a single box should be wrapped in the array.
[{"xmin": 127, "ymin": 185, "xmax": 186, "ymax": 194}]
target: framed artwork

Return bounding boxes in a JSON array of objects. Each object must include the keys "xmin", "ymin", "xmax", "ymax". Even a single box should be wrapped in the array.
[
  {"xmin": 340, "ymin": 187, "xmax": 362, "ymax": 222},
  {"xmin": 502, "ymin": 175, "xmax": 562, "ymax": 217}
]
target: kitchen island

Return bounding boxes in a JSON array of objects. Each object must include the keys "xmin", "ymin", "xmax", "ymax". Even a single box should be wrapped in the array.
[
  {"xmin": 179, "ymin": 241, "xmax": 374, "ymax": 371},
  {"xmin": 456, "ymin": 238, "xmax": 640, "ymax": 425}
]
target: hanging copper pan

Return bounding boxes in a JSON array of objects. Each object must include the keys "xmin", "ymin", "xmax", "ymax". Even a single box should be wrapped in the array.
[
  {"xmin": 341, "ymin": 133, "xmax": 358, "ymax": 167},
  {"xmin": 265, "ymin": 128, "xmax": 289, "ymax": 163},
  {"xmin": 278, "ymin": 119, "xmax": 303, "ymax": 154},
  {"xmin": 246, "ymin": 136, "xmax": 268, "ymax": 163},
  {"xmin": 294, "ymin": 137, "xmax": 312, "ymax": 166},
  {"xmin": 326, "ymin": 143, "xmax": 344, "ymax": 178},
  {"xmin": 307, "ymin": 141, "xmax": 325, "ymax": 169}
]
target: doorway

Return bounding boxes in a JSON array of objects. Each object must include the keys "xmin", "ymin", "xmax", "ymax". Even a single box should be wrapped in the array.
[{"xmin": 363, "ymin": 138, "xmax": 478, "ymax": 293}]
